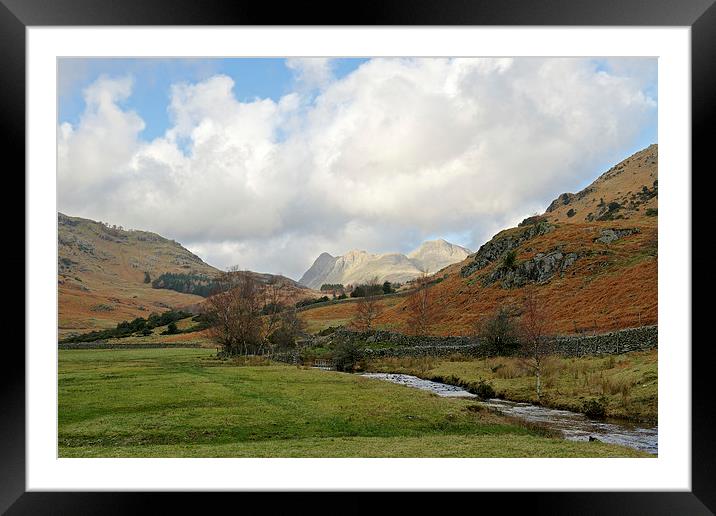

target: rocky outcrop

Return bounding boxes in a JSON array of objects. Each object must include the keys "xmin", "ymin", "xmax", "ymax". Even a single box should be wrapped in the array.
[
  {"xmin": 460, "ymin": 221, "xmax": 555, "ymax": 278},
  {"xmin": 546, "ymin": 193, "xmax": 576, "ymax": 212},
  {"xmin": 593, "ymin": 228, "xmax": 641, "ymax": 244},
  {"xmin": 546, "ymin": 186, "xmax": 595, "ymax": 213},
  {"xmin": 482, "ymin": 248, "xmax": 580, "ymax": 288}
]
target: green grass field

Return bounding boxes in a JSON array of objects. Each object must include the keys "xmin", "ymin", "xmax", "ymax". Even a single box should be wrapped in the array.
[{"xmin": 59, "ymin": 348, "xmax": 650, "ymax": 457}]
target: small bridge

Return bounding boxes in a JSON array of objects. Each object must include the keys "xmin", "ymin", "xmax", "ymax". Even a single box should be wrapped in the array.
[{"xmin": 312, "ymin": 359, "xmax": 333, "ymax": 370}]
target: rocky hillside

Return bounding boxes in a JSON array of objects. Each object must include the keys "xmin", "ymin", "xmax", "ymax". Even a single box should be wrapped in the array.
[
  {"xmin": 299, "ymin": 240, "xmax": 471, "ymax": 289},
  {"xmin": 365, "ymin": 144, "xmax": 658, "ymax": 336},
  {"xmin": 544, "ymin": 144, "xmax": 658, "ymax": 224}
]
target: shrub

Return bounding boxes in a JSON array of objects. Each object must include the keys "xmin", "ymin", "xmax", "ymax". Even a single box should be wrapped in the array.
[
  {"xmin": 566, "ymin": 208, "xmax": 576, "ymax": 218},
  {"xmin": 475, "ymin": 306, "xmax": 521, "ymax": 356},
  {"xmin": 645, "ymin": 208, "xmax": 658, "ymax": 217},
  {"xmin": 597, "ymin": 201, "xmax": 624, "ymax": 221},
  {"xmin": 332, "ymin": 339, "xmax": 363, "ymax": 372},
  {"xmin": 582, "ymin": 398, "xmax": 607, "ymax": 419},
  {"xmin": 472, "ymin": 380, "xmax": 496, "ymax": 400},
  {"xmin": 501, "ymin": 250, "xmax": 517, "ymax": 269}
]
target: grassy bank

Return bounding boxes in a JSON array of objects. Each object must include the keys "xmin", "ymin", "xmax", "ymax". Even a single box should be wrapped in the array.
[
  {"xmin": 58, "ymin": 348, "xmax": 649, "ymax": 457},
  {"xmin": 365, "ymin": 350, "xmax": 657, "ymax": 422}
]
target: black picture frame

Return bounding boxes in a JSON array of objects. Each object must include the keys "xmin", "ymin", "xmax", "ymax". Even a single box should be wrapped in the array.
[{"xmin": 4, "ymin": 0, "xmax": 710, "ymax": 512}]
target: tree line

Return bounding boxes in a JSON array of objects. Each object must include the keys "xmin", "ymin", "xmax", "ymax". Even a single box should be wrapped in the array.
[
  {"xmin": 151, "ymin": 272, "xmax": 223, "ymax": 297},
  {"xmin": 60, "ymin": 309, "xmax": 195, "ymax": 343}
]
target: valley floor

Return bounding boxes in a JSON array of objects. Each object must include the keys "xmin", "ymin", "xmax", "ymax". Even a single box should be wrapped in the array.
[{"xmin": 58, "ymin": 348, "xmax": 650, "ymax": 458}]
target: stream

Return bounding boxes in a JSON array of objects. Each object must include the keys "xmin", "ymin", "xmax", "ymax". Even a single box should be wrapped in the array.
[{"xmin": 362, "ymin": 373, "xmax": 657, "ymax": 455}]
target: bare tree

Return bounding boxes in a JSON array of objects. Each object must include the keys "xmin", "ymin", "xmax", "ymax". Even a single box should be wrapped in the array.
[
  {"xmin": 352, "ymin": 276, "xmax": 382, "ymax": 331},
  {"xmin": 518, "ymin": 289, "xmax": 552, "ymax": 400},
  {"xmin": 262, "ymin": 275, "xmax": 287, "ymax": 342},
  {"xmin": 203, "ymin": 268, "xmax": 266, "ymax": 356},
  {"xmin": 405, "ymin": 273, "xmax": 435, "ymax": 336}
]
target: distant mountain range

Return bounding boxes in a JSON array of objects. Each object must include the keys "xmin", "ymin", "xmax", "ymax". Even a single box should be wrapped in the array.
[{"xmin": 298, "ymin": 239, "xmax": 472, "ymax": 289}]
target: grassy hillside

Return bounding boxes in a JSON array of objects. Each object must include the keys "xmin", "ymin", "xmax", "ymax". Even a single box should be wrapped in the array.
[
  {"xmin": 58, "ymin": 348, "xmax": 649, "ymax": 457},
  {"xmin": 58, "ymin": 213, "xmax": 323, "ymax": 337},
  {"xmin": 375, "ymin": 220, "xmax": 656, "ymax": 335},
  {"xmin": 544, "ymin": 144, "xmax": 657, "ymax": 224},
  {"xmin": 58, "ymin": 213, "xmax": 219, "ymax": 336}
]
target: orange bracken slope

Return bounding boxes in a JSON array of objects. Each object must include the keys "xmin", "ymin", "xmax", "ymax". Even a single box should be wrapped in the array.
[{"xmin": 310, "ymin": 144, "xmax": 659, "ymax": 337}]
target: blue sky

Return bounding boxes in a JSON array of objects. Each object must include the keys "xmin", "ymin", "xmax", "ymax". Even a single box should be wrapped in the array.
[
  {"xmin": 59, "ymin": 58, "xmax": 368, "ymax": 141},
  {"xmin": 57, "ymin": 57, "xmax": 657, "ymax": 277}
]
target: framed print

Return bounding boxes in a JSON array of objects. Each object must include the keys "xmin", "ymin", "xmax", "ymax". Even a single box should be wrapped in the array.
[{"xmin": 4, "ymin": 0, "xmax": 712, "ymax": 512}]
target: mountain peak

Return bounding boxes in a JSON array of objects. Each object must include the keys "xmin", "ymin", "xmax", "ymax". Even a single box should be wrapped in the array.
[
  {"xmin": 407, "ymin": 239, "xmax": 471, "ymax": 274},
  {"xmin": 299, "ymin": 239, "xmax": 471, "ymax": 289},
  {"xmin": 413, "ymin": 238, "xmax": 451, "ymax": 250}
]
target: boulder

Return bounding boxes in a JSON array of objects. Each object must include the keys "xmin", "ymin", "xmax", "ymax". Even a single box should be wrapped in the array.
[{"xmin": 593, "ymin": 228, "xmax": 640, "ymax": 244}]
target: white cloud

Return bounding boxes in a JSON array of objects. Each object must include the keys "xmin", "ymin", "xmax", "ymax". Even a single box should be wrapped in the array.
[
  {"xmin": 58, "ymin": 58, "xmax": 657, "ymax": 279},
  {"xmin": 285, "ymin": 58, "xmax": 334, "ymax": 90}
]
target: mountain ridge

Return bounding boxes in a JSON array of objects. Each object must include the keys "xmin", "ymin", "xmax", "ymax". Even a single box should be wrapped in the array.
[{"xmin": 299, "ymin": 239, "xmax": 471, "ymax": 289}]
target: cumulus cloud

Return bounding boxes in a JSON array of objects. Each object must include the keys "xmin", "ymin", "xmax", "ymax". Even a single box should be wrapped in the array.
[
  {"xmin": 58, "ymin": 58, "xmax": 657, "ymax": 279},
  {"xmin": 285, "ymin": 58, "xmax": 334, "ymax": 91}
]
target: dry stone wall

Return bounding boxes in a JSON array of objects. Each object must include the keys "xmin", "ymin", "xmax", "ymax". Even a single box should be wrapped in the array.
[{"xmin": 301, "ymin": 325, "xmax": 658, "ymax": 361}]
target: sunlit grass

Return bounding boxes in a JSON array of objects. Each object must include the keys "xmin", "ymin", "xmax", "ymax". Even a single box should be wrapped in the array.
[{"xmin": 58, "ymin": 348, "xmax": 649, "ymax": 457}]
